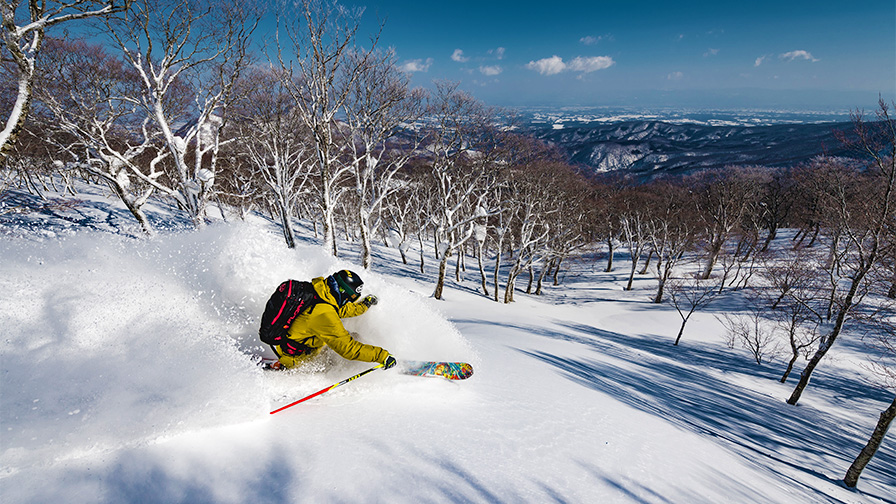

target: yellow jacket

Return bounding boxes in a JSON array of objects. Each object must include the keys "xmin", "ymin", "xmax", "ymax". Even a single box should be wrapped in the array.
[{"xmin": 274, "ymin": 277, "xmax": 388, "ymax": 368}]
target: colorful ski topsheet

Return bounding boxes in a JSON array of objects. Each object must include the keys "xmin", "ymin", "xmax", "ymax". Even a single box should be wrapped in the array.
[
  {"xmin": 399, "ymin": 360, "xmax": 474, "ymax": 380},
  {"xmin": 257, "ymin": 356, "xmax": 474, "ymax": 380}
]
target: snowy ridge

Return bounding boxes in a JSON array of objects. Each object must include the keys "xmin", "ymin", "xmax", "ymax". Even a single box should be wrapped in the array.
[
  {"xmin": 0, "ymin": 186, "xmax": 894, "ymax": 503},
  {"xmin": 526, "ymin": 116, "xmax": 857, "ymax": 179},
  {"xmin": 519, "ymin": 107, "xmax": 854, "ymax": 127}
]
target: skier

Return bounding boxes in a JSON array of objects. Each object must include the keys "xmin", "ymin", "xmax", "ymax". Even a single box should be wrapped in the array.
[{"xmin": 267, "ymin": 270, "xmax": 397, "ymax": 371}]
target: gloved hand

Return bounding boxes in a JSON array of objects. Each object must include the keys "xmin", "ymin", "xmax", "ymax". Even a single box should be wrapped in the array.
[
  {"xmin": 383, "ymin": 355, "xmax": 397, "ymax": 370},
  {"xmin": 360, "ymin": 294, "xmax": 378, "ymax": 307}
]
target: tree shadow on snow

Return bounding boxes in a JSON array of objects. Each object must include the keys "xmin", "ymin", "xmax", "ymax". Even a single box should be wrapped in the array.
[
  {"xmin": 0, "ymin": 189, "xmax": 193, "ymax": 237},
  {"xmin": 500, "ymin": 320, "xmax": 895, "ymax": 503}
]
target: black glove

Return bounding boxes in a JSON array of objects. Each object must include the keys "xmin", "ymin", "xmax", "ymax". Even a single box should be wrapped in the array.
[
  {"xmin": 383, "ymin": 355, "xmax": 397, "ymax": 370},
  {"xmin": 360, "ymin": 294, "xmax": 378, "ymax": 307}
]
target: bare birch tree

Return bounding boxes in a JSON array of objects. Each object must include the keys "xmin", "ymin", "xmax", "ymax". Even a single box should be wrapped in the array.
[
  {"xmin": 341, "ymin": 48, "xmax": 424, "ymax": 268},
  {"xmin": 645, "ymin": 181, "xmax": 695, "ymax": 303},
  {"xmin": 536, "ymin": 174, "xmax": 591, "ymax": 294},
  {"xmin": 424, "ymin": 81, "xmax": 503, "ymax": 300},
  {"xmin": 233, "ymin": 66, "xmax": 315, "ymax": 248},
  {"xmin": 718, "ymin": 302, "xmax": 780, "ymax": 365},
  {"xmin": 788, "ymin": 101, "xmax": 896, "ymax": 405},
  {"xmin": 36, "ymin": 37, "xmax": 163, "ymax": 235},
  {"xmin": 103, "ymin": 0, "xmax": 258, "ymax": 227},
  {"xmin": 619, "ymin": 186, "xmax": 653, "ymax": 291},
  {"xmin": 382, "ymin": 179, "xmax": 421, "ymax": 265},
  {"xmin": 1, "ymin": 0, "xmax": 125, "ymax": 161},
  {"xmin": 758, "ymin": 168, "xmax": 796, "ymax": 252},
  {"xmin": 691, "ymin": 168, "xmax": 760, "ymax": 280},
  {"xmin": 667, "ymin": 272, "xmax": 723, "ymax": 346},
  {"xmin": 498, "ymin": 161, "xmax": 568, "ymax": 303},
  {"xmin": 843, "ymin": 395, "xmax": 896, "ymax": 487},
  {"xmin": 843, "ymin": 304, "xmax": 896, "ymax": 487},
  {"xmin": 275, "ymin": 0, "xmax": 378, "ymax": 256},
  {"xmin": 754, "ymin": 249, "xmax": 824, "ymax": 382},
  {"xmin": 591, "ymin": 178, "xmax": 624, "ymax": 273}
]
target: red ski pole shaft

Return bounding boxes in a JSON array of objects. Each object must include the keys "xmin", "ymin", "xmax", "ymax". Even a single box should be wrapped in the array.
[{"xmin": 270, "ymin": 363, "xmax": 384, "ymax": 414}]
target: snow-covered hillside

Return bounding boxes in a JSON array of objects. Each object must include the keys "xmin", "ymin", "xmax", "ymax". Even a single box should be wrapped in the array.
[
  {"xmin": 1, "ymin": 187, "xmax": 893, "ymax": 503},
  {"xmin": 528, "ymin": 118, "xmax": 857, "ymax": 179}
]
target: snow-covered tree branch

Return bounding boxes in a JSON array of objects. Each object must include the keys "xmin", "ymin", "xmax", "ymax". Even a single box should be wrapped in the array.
[
  {"xmin": 275, "ymin": 0, "xmax": 378, "ymax": 256},
  {"xmin": 102, "ymin": 0, "xmax": 259, "ymax": 227},
  {"xmin": 340, "ymin": 48, "xmax": 425, "ymax": 269},
  {"xmin": 36, "ymin": 37, "xmax": 164, "ymax": 235},
  {"xmin": 233, "ymin": 66, "xmax": 315, "ymax": 248},
  {"xmin": 0, "ymin": 0, "xmax": 126, "ymax": 161}
]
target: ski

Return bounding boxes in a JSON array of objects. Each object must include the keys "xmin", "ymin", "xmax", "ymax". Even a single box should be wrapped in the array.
[
  {"xmin": 255, "ymin": 356, "xmax": 283, "ymax": 370},
  {"xmin": 399, "ymin": 360, "xmax": 474, "ymax": 380},
  {"xmin": 257, "ymin": 357, "xmax": 473, "ymax": 380},
  {"xmin": 258, "ymin": 357, "xmax": 283, "ymax": 371}
]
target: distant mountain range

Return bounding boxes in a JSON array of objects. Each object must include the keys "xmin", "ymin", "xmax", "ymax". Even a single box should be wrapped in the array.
[{"xmin": 525, "ymin": 119, "xmax": 856, "ymax": 180}]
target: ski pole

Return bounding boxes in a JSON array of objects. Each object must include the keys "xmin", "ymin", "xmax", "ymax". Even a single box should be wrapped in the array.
[{"xmin": 270, "ymin": 363, "xmax": 384, "ymax": 414}]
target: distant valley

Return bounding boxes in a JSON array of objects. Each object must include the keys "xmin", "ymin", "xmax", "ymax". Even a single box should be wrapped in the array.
[{"xmin": 517, "ymin": 108, "xmax": 859, "ymax": 179}]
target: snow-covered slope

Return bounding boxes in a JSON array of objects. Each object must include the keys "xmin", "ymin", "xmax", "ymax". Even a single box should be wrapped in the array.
[{"xmin": 1, "ymin": 189, "xmax": 893, "ymax": 503}]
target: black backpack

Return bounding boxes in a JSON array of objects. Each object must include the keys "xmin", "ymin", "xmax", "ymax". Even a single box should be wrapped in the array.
[{"xmin": 258, "ymin": 280, "xmax": 324, "ymax": 346}]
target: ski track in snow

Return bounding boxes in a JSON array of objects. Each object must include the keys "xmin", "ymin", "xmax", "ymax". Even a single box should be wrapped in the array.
[{"xmin": 1, "ymin": 185, "xmax": 894, "ymax": 503}]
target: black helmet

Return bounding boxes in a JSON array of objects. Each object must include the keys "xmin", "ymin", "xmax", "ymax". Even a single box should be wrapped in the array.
[{"xmin": 328, "ymin": 269, "xmax": 364, "ymax": 306}]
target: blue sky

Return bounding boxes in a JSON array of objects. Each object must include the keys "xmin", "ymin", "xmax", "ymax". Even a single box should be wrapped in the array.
[{"xmin": 347, "ymin": 0, "xmax": 895, "ymax": 111}]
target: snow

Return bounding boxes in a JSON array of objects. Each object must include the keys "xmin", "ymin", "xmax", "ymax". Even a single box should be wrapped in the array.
[
  {"xmin": 196, "ymin": 169, "xmax": 215, "ymax": 184},
  {"xmin": 172, "ymin": 135, "xmax": 187, "ymax": 155},
  {"xmin": 1, "ymin": 185, "xmax": 894, "ymax": 503},
  {"xmin": 522, "ymin": 108, "xmax": 852, "ymax": 127}
]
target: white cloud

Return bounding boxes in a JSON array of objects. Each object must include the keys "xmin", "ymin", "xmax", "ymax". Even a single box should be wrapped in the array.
[
  {"xmin": 704, "ymin": 48, "xmax": 719, "ymax": 57},
  {"xmin": 400, "ymin": 58, "xmax": 433, "ymax": 73},
  {"xmin": 779, "ymin": 50, "xmax": 819, "ymax": 62},
  {"xmin": 754, "ymin": 55, "xmax": 767, "ymax": 67},
  {"xmin": 581, "ymin": 34, "xmax": 614, "ymax": 45},
  {"xmin": 667, "ymin": 71, "xmax": 683, "ymax": 81},
  {"xmin": 526, "ymin": 55, "xmax": 567, "ymax": 75},
  {"xmin": 492, "ymin": 47, "xmax": 505, "ymax": 60},
  {"xmin": 451, "ymin": 49, "xmax": 469, "ymax": 62},
  {"xmin": 479, "ymin": 65, "xmax": 503, "ymax": 76},
  {"xmin": 526, "ymin": 55, "xmax": 614, "ymax": 75},
  {"xmin": 567, "ymin": 56, "xmax": 615, "ymax": 73}
]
